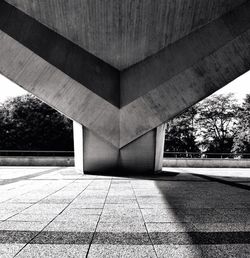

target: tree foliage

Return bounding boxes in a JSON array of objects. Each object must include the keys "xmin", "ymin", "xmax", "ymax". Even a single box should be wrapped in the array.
[
  {"xmin": 165, "ymin": 107, "xmax": 199, "ymax": 152},
  {"xmin": 232, "ymin": 94, "xmax": 250, "ymax": 153},
  {"xmin": 195, "ymin": 93, "xmax": 239, "ymax": 153},
  {"xmin": 0, "ymin": 95, "xmax": 73, "ymax": 150},
  {"xmin": 165, "ymin": 93, "xmax": 249, "ymax": 154}
]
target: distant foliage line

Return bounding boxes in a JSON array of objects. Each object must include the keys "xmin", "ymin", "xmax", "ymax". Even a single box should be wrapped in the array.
[
  {"xmin": 0, "ymin": 95, "xmax": 73, "ymax": 151},
  {"xmin": 165, "ymin": 93, "xmax": 250, "ymax": 155},
  {"xmin": 0, "ymin": 93, "xmax": 249, "ymax": 154}
]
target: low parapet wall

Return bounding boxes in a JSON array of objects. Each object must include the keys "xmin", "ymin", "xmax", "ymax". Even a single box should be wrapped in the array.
[
  {"xmin": 163, "ymin": 158, "xmax": 250, "ymax": 168},
  {"xmin": 0, "ymin": 156, "xmax": 74, "ymax": 166},
  {"xmin": 1, "ymin": 156, "xmax": 250, "ymax": 168}
]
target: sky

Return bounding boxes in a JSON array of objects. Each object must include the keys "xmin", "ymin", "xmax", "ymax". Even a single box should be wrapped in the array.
[{"xmin": 0, "ymin": 71, "xmax": 249, "ymax": 103}]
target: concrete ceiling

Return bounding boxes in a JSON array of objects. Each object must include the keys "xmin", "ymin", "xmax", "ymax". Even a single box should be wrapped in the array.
[{"xmin": 5, "ymin": 0, "xmax": 247, "ymax": 70}]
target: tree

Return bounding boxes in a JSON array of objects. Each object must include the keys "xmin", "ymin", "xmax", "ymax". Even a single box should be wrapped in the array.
[
  {"xmin": 165, "ymin": 107, "xmax": 199, "ymax": 153},
  {"xmin": 195, "ymin": 93, "xmax": 239, "ymax": 154},
  {"xmin": 232, "ymin": 94, "xmax": 250, "ymax": 153},
  {"xmin": 0, "ymin": 95, "xmax": 73, "ymax": 151}
]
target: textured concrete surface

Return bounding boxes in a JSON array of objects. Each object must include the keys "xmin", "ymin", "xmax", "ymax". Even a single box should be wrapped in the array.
[
  {"xmin": 5, "ymin": 0, "xmax": 247, "ymax": 69},
  {"xmin": 163, "ymin": 158, "xmax": 250, "ymax": 168},
  {"xmin": 0, "ymin": 157, "xmax": 73, "ymax": 167},
  {"xmin": 1, "ymin": 0, "xmax": 250, "ymax": 150},
  {"xmin": 0, "ymin": 30, "xmax": 120, "ymax": 147},
  {"xmin": 73, "ymin": 124, "xmax": 165, "ymax": 173},
  {"xmin": 0, "ymin": 167, "xmax": 249, "ymax": 257}
]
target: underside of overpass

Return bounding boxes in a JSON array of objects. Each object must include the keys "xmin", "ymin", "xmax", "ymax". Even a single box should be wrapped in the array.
[{"xmin": 0, "ymin": 0, "xmax": 249, "ymax": 173}]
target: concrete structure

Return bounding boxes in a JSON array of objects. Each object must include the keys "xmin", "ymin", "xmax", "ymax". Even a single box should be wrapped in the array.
[
  {"xmin": 0, "ymin": 0, "xmax": 249, "ymax": 173},
  {"xmin": 163, "ymin": 158, "xmax": 250, "ymax": 168},
  {"xmin": 0, "ymin": 156, "xmax": 74, "ymax": 167}
]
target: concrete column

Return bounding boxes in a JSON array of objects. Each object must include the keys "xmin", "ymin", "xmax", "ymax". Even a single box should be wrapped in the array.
[
  {"xmin": 154, "ymin": 123, "xmax": 166, "ymax": 172},
  {"xmin": 120, "ymin": 123, "xmax": 166, "ymax": 173},
  {"xmin": 73, "ymin": 121, "xmax": 84, "ymax": 173},
  {"xmin": 73, "ymin": 122, "xmax": 166, "ymax": 174},
  {"xmin": 82, "ymin": 128, "xmax": 119, "ymax": 172},
  {"xmin": 73, "ymin": 122, "xmax": 119, "ymax": 173}
]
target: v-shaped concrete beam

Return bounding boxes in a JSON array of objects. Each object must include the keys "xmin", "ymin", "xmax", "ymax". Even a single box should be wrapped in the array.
[{"xmin": 0, "ymin": 0, "xmax": 250, "ymax": 149}]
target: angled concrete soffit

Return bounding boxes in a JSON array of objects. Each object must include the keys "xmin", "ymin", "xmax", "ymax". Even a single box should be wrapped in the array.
[{"xmin": 0, "ymin": 0, "xmax": 250, "ymax": 148}]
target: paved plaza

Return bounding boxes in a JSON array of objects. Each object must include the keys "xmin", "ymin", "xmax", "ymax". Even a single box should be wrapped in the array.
[{"xmin": 0, "ymin": 167, "xmax": 249, "ymax": 257}]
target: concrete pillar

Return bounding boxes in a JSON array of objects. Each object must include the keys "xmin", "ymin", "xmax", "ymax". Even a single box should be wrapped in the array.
[
  {"xmin": 73, "ymin": 122, "xmax": 166, "ymax": 174},
  {"xmin": 73, "ymin": 121, "xmax": 119, "ymax": 173},
  {"xmin": 73, "ymin": 121, "xmax": 84, "ymax": 173},
  {"xmin": 154, "ymin": 123, "xmax": 167, "ymax": 172},
  {"xmin": 120, "ymin": 123, "xmax": 166, "ymax": 172}
]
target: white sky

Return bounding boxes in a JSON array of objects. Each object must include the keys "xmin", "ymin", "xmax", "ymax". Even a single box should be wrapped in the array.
[{"xmin": 0, "ymin": 70, "xmax": 249, "ymax": 103}]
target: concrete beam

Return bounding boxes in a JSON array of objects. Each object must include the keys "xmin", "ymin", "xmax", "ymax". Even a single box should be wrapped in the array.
[
  {"xmin": 0, "ymin": 0, "xmax": 249, "ymax": 153},
  {"xmin": 0, "ymin": 31, "xmax": 120, "ymax": 147},
  {"xmin": 120, "ymin": 1, "xmax": 250, "ymax": 106},
  {"xmin": 119, "ymin": 1, "xmax": 250, "ymax": 146},
  {"xmin": 0, "ymin": 1, "xmax": 120, "ymax": 107},
  {"xmin": 5, "ymin": 0, "xmax": 247, "ymax": 70}
]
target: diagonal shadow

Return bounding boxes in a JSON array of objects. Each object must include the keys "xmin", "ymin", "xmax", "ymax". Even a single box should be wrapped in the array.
[
  {"xmin": 149, "ymin": 169, "xmax": 250, "ymax": 256},
  {"xmin": 0, "ymin": 167, "xmax": 62, "ymax": 186}
]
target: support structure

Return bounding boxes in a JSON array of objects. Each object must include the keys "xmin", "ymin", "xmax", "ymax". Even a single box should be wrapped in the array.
[
  {"xmin": 73, "ymin": 123, "xmax": 166, "ymax": 173},
  {"xmin": 73, "ymin": 121, "xmax": 84, "ymax": 172},
  {"xmin": 0, "ymin": 0, "xmax": 249, "ymax": 174}
]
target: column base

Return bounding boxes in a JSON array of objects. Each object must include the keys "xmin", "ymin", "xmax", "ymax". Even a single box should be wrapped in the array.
[{"xmin": 73, "ymin": 122, "xmax": 165, "ymax": 174}]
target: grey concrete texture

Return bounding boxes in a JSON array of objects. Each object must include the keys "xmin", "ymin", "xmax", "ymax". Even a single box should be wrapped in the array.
[
  {"xmin": 75, "ymin": 126, "xmax": 165, "ymax": 173},
  {"xmin": 163, "ymin": 158, "xmax": 250, "ymax": 168},
  {"xmin": 0, "ymin": 157, "xmax": 74, "ymax": 167},
  {"xmin": 0, "ymin": 167, "xmax": 250, "ymax": 257},
  {"xmin": 0, "ymin": 1, "xmax": 250, "ymax": 150},
  {"xmin": 5, "ymin": 0, "xmax": 247, "ymax": 69},
  {"xmin": 0, "ymin": 30, "xmax": 120, "ymax": 147},
  {"xmin": 0, "ymin": 1, "xmax": 120, "ymax": 107}
]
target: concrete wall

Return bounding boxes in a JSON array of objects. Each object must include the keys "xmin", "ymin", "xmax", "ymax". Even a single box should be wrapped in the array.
[
  {"xmin": 163, "ymin": 158, "xmax": 250, "ymax": 168},
  {"xmin": 0, "ymin": 156, "xmax": 74, "ymax": 166},
  {"xmin": 1, "ymin": 157, "xmax": 250, "ymax": 168}
]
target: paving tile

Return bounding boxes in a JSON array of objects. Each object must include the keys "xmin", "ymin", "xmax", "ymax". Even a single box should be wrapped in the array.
[
  {"xmin": 55, "ymin": 213, "xmax": 100, "ymax": 223},
  {"xmin": 69, "ymin": 203, "xmax": 104, "ymax": 209},
  {"xmin": 16, "ymin": 244, "xmax": 89, "ymax": 258},
  {"xmin": 72, "ymin": 198, "xmax": 106, "ymax": 205},
  {"xmin": 101, "ymin": 208, "xmax": 142, "ymax": 217},
  {"xmin": 0, "ymin": 244, "xmax": 25, "ymax": 258},
  {"xmin": 0, "ymin": 214, "xmax": 16, "ymax": 221},
  {"xmin": 0, "ymin": 230, "xmax": 37, "ymax": 244},
  {"xmin": 37, "ymin": 198, "xmax": 73, "ymax": 204},
  {"xmin": 150, "ymin": 231, "xmax": 250, "ymax": 245},
  {"xmin": 142, "ymin": 209, "xmax": 184, "ymax": 223},
  {"xmin": 105, "ymin": 198, "xmax": 138, "ymax": 204},
  {"xmin": 154, "ymin": 245, "xmax": 203, "ymax": 258},
  {"xmin": 0, "ymin": 204, "xmax": 32, "ymax": 213},
  {"xmin": 64, "ymin": 208, "xmax": 103, "ymax": 215},
  {"xmin": 0, "ymin": 221, "xmax": 47, "ymax": 231},
  {"xmin": 88, "ymin": 244, "xmax": 157, "ymax": 258},
  {"xmin": 45, "ymin": 220, "xmax": 98, "ymax": 232},
  {"xmin": 92, "ymin": 232, "xmax": 151, "ymax": 245},
  {"xmin": 193, "ymin": 222, "xmax": 250, "ymax": 232},
  {"xmin": 104, "ymin": 203, "xmax": 139, "ymax": 209},
  {"xmin": 20, "ymin": 204, "xmax": 67, "ymax": 215},
  {"xmin": 7, "ymin": 213, "xmax": 57, "ymax": 222},
  {"xmin": 99, "ymin": 215, "xmax": 144, "ymax": 223},
  {"xmin": 96, "ymin": 222, "xmax": 147, "ymax": 233},
  {"xmin": 31, "ymin": 231, "xmax": 93, "ymax": 245},
  {"xmin": 199, "ymin": 244, "xmax": 250, "ymax": 257},
  {"xmin": 146, "ymin": 222, "xmax": 196, "ymax": 232}
]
